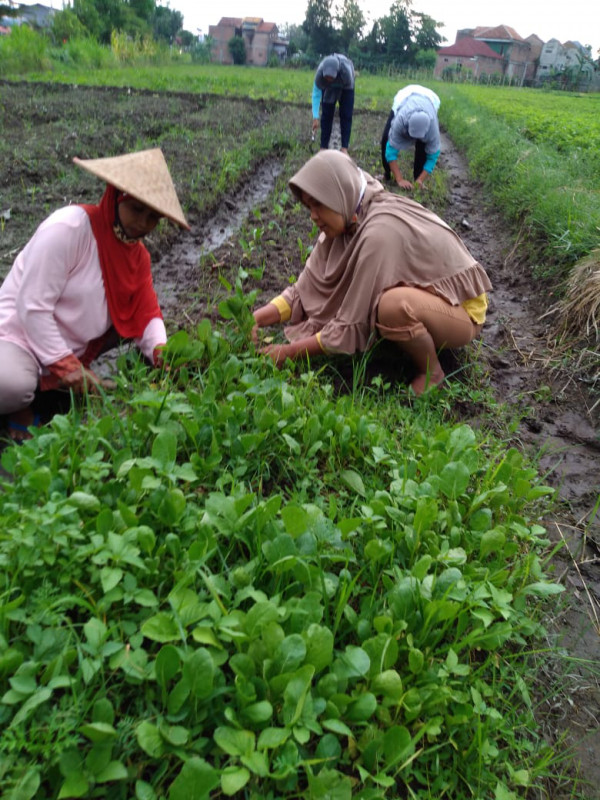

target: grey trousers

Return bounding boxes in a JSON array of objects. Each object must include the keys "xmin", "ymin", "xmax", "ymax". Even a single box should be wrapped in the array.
[{"xmin": 0, "ymin": 340, "xmax": 40, "ymax": 414}]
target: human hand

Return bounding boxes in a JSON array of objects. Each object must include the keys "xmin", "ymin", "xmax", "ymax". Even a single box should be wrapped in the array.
[
  {"xmin": 251, "ymin": 324, "xmax": 260, "ymax": 346},
  {"xmin": 259, "ymin": 343, "xmax": 292, "ymax": 368},
  {"xmin": 153, "ymin": 345, "xmax": 168, "ymax": 369},
  {"xmin": 59, "ymin": 366, "xmax": 103, "ymax": 394},
  {"xmin": 396, "ymin": 177, "xmax": 413, "ymax": 190},
  {"xmin": 312, "ymin": 118, "xmax": 319, "ymax": 132}
]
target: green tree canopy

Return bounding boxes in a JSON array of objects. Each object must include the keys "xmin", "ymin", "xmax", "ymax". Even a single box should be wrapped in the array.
[
  {"xmin": 50, "ymin": 7, "xmax": 88, "ymax": 42},
  {"xmin": 301, "ymin": 0, "xmax": 445, "ymax": 70},
  {"xmin": 152, "ymin": 4, "xmax": 183, "ymax": 43},
  {"xmin": 0, "ymin": 3, "xmax": 19, "ymax": 19},
  {"xmin": 303, "ymin": 0, "xmax": 337, "ymax": 57},
  {"xmin": 379, "ymin": 0, "xmax": 412, "ymax": 64},
  {"xmin": 279, "ymin": 22, "xmax": 309, "ymax": 54},
  {"xmin": 414, "ymin": 48, "xmax": 437, "ymax": 69},
  {"xmin": 71, "ymin": 0, "xmax": 155, "ymax": 43},
  {"xmin": 336, "ymin": 0, "xmax": 365, "ymax": 52},
  {"xmin": 129, "ymin": 0, "xmax": 155, "ymax": 22},
  {"xmin": 413, "ymin": 12, "xmax": 444, "ymax": 50}
]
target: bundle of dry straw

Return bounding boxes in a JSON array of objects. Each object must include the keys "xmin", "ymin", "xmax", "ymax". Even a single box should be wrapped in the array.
[{"xmin": 557, "ymin": 249, "xmax": 600, "ymax": 339}]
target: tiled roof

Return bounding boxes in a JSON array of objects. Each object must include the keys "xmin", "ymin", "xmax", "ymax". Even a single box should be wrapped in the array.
[
  {"xmin": 473, "ymin": 25, "xmax": 524, "ymax": 42},
  {"xmin": 216, "ymin": 16, "xmax": 277, "ymax": 31},
  {"xmin": 439, "ymin": 38, "xmax": 503, "ymax": 59}
]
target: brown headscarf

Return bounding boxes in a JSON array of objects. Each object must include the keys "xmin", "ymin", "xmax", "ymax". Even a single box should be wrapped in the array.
[{"xmin": 286, "ymin": 151, "xmax": 492, "ymax": 354}]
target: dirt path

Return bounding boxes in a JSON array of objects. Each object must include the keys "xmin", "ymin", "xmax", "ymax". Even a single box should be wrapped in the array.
[
  {"xmin": 438, "ymin": 132, "xmax": 600, "ymax": 792},
  {"xmin": 441, "ymin": 131, "xmax": 599, "ymax": 537}
]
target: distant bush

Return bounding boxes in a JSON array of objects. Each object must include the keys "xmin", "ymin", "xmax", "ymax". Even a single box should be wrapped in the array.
[
  {"xmin": 0, "ymin": 25, "xmax": 51, "ymax": 75},
  {"xmin": 49, "ymin": 7, "xmax": 87, "ymax": 45},
  {"xmin": 228, "ymin": 35, "xmax": 246, "ymax": 65},
  {"xmin": 110, "ymin": 30, "xmax": 159, "ymax": 64},
  {"xmin": 49, "ymin": 36, "xmax": 116, "ymax": 69},
  {"xmin": 190, "ymin": 36, "xmax": 213, "ymax": 64}
]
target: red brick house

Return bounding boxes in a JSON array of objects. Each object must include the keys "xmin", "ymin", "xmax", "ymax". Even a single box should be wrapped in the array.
[
  {"xmin": 434, "ymin": 36, "xmax": 504, "ymax": 80},
  {"xmin": 470, "ymin": 25, "xmax": 542, "ymax": 83},
  {"xmin": 208, "ymin": 16, "xmax": 287, "ymax": 66},
  {"xmin": 435, "ymin": 25, "xmax": 543, "ymax": 85}
]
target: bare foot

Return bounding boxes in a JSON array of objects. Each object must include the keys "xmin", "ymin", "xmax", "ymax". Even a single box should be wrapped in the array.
[
  {"xmin": 7, "ymin": 407, "xmax": 38, "ymax": 442},
  {"xmin": 410, "ymin": 366, "xmax": 445, "ymax": 396}
]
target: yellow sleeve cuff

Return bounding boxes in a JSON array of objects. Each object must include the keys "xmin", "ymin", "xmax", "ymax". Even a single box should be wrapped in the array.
[
  {"xmin": 461, "ymin": 293, "xmax": 488, "ymax": 325},
  {"xmin": 315, "ymin": 331, "xmax": 326, "ymax": 352},
  {"xmin": 271, "ymin": 295, "xmax": 292, "ymax": 322}
]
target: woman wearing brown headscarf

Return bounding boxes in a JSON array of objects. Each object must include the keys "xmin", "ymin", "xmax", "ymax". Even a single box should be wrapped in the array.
[{"xmin": 252, "ymin": 150, "xmax": 491, "ymax": 395}]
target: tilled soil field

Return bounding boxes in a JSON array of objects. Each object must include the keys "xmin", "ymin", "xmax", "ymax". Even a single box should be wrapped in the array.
[{"xmin": 1, "ymin": 80, "xmax": 599, "ymax": 796}]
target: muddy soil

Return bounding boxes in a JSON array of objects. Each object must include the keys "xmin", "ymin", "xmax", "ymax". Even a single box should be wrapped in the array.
[
  {"xmin": 439, "ymin": 135, "xmax": 600, "ymax": 795},
  {"xmin": 0, "ymin": 83, "xmax": 598, "ymax": 796}
]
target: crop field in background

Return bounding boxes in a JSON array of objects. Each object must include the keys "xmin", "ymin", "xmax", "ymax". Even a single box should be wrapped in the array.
[
  {"xmin": 11, "ymin": 64, "xmax": 600, "ymax": 275},
  {"xmin": 438, "ymin": 83, "xmax": 600, "ymax": 155}
]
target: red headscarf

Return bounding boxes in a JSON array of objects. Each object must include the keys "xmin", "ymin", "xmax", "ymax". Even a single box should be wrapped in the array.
[{"xmin": 81, "ymin": 184, "xmax": 162, "ymax": 338}]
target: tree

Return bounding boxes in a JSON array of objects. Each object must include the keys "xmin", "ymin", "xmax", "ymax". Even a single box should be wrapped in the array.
[
  {"xmin": 228, "ymin": 35, "xmax": 246, "ymax": 64},
  {"xmin": 72, "ymin": 0, "xmax": 149, "ymax": 43},
  {"xmin": 129, "ymin": 0, "xmax": 155, "ymax": 23},
  {"xmin": 152, "ymin": 4, "xmax": 183, "ymax": 43},
  {"xmin": 336, "ymin": 0, "xmax": 365, "ymax": 52},
  {"xmin": 414, "ymin": 48, "xmax": 437, "ymax": 70},
  {"xmin": 119, "ymin": 4, "xmax": 152, "ymax": 39},
  {"xmin": 70, "ymin": 0, "xmax": 159, "ymax": 43},
  {"xmin": 279, "ymin": 22, "xmax": 308, "ymax": 54},
  {"xmin": 363, "ymin": 19, "xmax": 385, "ymax": 56},
  {"xmin": 0, "ymin": 3, "xmax": 19, "ymax": 19},
  {"xmin": 303, "ymin": 0, "xmax": 337, "ymax": 57},
  {"xmin": 379, "ymin": 0, "xmax": 412, "ymax": 64},
  {"xmin": 50, "ymin": 7, "xmax": 88, "ymax": 42},
  {"xmin": 412, "ymin": 12, "xmax": 444, "ymax": 51},
  {"xmin": 562, "ymin": 48, "xmax": 594, "ymax": 90},
  {"xmin": 72, "ymin": 0, "xmax": 103, "ymax": 41},
  {"xmin": 177, "ymin": 29, "xmax": 195, "ymax": 48}
]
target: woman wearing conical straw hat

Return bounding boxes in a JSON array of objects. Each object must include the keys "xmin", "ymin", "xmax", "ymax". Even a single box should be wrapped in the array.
[{"xmin": 0, "ymin": 148, "xmax": 189, "ymax": 441}]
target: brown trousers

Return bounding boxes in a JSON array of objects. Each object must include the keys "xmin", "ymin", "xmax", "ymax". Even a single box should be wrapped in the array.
[{"xmin": 375, "ymin": 286, "xmax": 482, "ymax": 348}]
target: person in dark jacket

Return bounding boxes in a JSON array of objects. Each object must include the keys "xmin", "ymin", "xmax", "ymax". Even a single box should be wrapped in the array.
[{"xmin": 311, "ymin": 53, "xmax": 355, "ymax": 153}]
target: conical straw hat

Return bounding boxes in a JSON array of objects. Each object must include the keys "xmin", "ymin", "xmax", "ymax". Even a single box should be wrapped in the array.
[{"xmin": 73, "ymin": 148, "xmax": 190, "ymax": 230}]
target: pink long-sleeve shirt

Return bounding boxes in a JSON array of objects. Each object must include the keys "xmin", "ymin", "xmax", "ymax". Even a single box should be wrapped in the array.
[{"xmin": 0, "ymin": 206, "xmax": 166, "ymax": 376}]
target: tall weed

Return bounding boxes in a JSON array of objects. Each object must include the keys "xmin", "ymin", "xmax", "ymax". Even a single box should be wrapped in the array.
[
  {"xmin": 0, "ymin": 25, "xmax": 50, "ymax": 75},
  {"xmin": 49, "ymin": 36, "xmax": 116, "ymax": 69}
]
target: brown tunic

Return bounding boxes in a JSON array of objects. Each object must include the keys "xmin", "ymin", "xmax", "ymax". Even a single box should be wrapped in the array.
[{"xmin": 281, "ymin": 150, "xmax": 492, "ymax": 354}]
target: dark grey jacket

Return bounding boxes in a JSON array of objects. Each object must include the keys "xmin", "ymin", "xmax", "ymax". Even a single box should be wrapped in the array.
[{"xmin": 314, "ymin": 54, "xmax": 355, "ymax": 105}]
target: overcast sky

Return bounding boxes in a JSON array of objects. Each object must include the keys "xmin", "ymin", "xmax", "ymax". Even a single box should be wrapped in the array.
[{"xmin": 17, "ymin": 0, "xmax": 600, "ymax": 56}]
